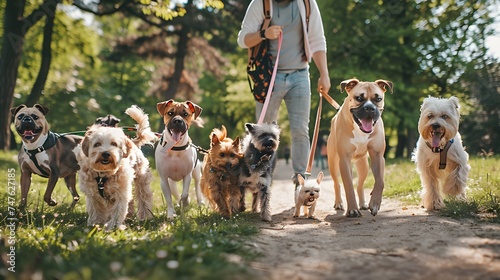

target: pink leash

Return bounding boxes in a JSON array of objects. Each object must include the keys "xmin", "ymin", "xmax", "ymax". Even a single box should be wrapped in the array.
[{"xmin": 257, "ymin": 33, "xmax": 283, "ymax": 124}]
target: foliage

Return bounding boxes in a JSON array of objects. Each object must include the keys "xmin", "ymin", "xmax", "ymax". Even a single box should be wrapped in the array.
[{"xmin": 1, "ymin": 0, "xmax": 499, "ymax": 156}]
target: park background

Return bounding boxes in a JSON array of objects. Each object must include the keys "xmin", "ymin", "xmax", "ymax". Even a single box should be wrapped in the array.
[
  {"xmin": 1, "ymin": 1, "xmax": 500, "ymax": 279},
  {"xmin": 1, "ymin": 0, "xmax": 499, "ymax": 158}
]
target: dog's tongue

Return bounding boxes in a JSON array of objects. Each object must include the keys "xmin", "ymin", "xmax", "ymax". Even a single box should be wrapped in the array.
[
  {"xmin": 432, "ymin": 132, "xmax": 442, "ymax": 148},
  {"xmin": 360, "ymin": 119, "xmax": 373, "ymax": 133},
  {"xmin": 24, "ymin": 130, "xmax": 34, "ymax": 136},
  {"xmin": 170, "ymin": 130, "xmax": 182, "ymax": 142}
]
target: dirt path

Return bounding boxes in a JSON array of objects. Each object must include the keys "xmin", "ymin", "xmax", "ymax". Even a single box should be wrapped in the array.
[{"xmin": 248, "ymin": 159, "xmax": 500, "ymax": 280}]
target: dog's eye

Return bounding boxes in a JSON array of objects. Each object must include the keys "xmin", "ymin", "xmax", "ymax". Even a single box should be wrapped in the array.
[
  {"xmin": 374, "ymin": 97, "xmax": 383, "ymax": 102},
  {"xmin": 441, "ymin": 114, "xmax": 449, "ymax": 119},
  {"xmin": 93, "ymin": 143, "xmax": 101, "ymax": 148},
  {"xmin": 183, "ymin": 112, "xmax": 189, "ymax": 117},
  {"xmin": 305, "ymin": 190, "xmax": 310, "ymax": 193},
  {"xmin": 230, "ymin": 153, "xmax": 235, "ymax": 157},
  {"xmin": 355, "ymin": 96, "xmax": 364, "ymax": 102},
  {"xmin": 427, "ymin": 114, "xmax": 434, "ymax": 119},
  {"xmin": 31, "ymin": 114, "xmax": 39, "ymax": 120},
  {"xmin": 167, "ymin": 111, "xmax": 173, "ymax": 116},
  {"xmin": 219, "ymin": 152, "xmax": 225, "ymax": 157},
  {"xmin": 17, "ymin": 114, "xmax": 24, "ymax": 120},
  {"xmin": 111, "ymin": 142, "xmax": 118, "ymax": 147}
]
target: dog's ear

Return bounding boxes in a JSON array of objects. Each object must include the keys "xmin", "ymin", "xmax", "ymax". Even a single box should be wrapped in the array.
[
  {"xmin": 157, "ymin": 100, "xmax": 174, "ymax": 117},
  {"xmin": 10, "ymin": 105, "xmax": 27, "ymax": 117},
  {"xmin": 340, "ymin": 79, "xmax": 360, "ymax": 93},
  {"xmin": 186, "ymin": 101, "xmax": 203, "ymax": 119},
  {"xmin": 316, "ymin": 171, "xmax": 324, "ymax": 184},
  {"xmin": 449, "ymin": 96, "xmax": 460, "ymax": 112},
  {"xmin": 233, "ymin": 136, "xmax": 240, "ymax": 149},
  {"xmin": 81, "ymin": 132, "xmax": 92, "ymax": 157},
  {"xmin": 375, "ymin": 80, "xmax": 394, "ymax": 94},
  {"xmin": 245, "ymin": 123, "xmax": 256, "ymax": 133},
  {"xmin": 210, "ymin": 131, "xmax": 221, "ymax": 146},
  {"xmin": 34, "ymin": 104, "xmax": 50, "ymax": 115},
  {"xmin": 123, "ymin": 138, "xmax": 134, "ymax": 158},
  {"xmin": 297, "ymin": 174, "xmax": 305, "ymax": 185}
]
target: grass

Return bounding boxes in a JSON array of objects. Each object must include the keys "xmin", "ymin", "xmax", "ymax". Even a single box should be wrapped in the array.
[
  {"xmin": 0, "ymin": 151, "xmax": 260, "ymax": 280},
  {"xmin": 381, "ymin": 155, "xmax": 500, "ymax": 222},
  {"xmin": 0, "ymin": 151, "xmax": 499, "ymax": 279}
]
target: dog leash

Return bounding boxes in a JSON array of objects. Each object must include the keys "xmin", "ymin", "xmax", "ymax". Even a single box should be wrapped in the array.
[
  {"xmin": 305, "ymin": 90, "xmax": 340, "ymax": 177},
  {"xmin": 257, "ymin": 32, "xmax": 283, "ymax": 125}
]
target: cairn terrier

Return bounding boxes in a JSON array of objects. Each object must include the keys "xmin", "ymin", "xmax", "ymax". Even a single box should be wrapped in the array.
[
  {"xmin": 239, "ymin": 122, "xmax": 280, "ymax": 222},
  {"xmin": 200, "ymin": 126, "xmax": 243, "ymax": 219}
]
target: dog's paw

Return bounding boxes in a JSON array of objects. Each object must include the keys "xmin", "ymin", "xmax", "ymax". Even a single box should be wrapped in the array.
[
  {"xmin": 45, "ymin": 199, "xmax": 58, "ymax": 206},
  {"xmin": 360, "ymin": 203, "xmax": 369, "ymax": 210},
  {"xmin": 261, "ymin": 214, "xmax": 272, "ymax": 222},
  {"xmin": 369, "ymin": 204, "xmax": 380, "ymax": 216},
  {"xmin": 346, "ymin": 209, "xmax": 362, "ymax": 217},
  {"xmin": 166, "ymin": 207, "xmax": 177, "ymax": 219},
  {"xmin": 334, "ymin": 202, "xmax": 344, "ymax": 210}
]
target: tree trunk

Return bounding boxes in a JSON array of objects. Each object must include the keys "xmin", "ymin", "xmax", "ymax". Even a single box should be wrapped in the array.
[
  {"xmin": 158, "ymin": 26, "xmax": 190, "ymax": 132},
  {"xmin": 25, "ymin": 2, "xmax": 57, "ymax": 107},
  {"xmin": 0, "ymin": 0, "xmax": 58, "ymax": 150},
  {"xmin": 0, "ymin": 0, "xmax": 26, "ymax": 151}
]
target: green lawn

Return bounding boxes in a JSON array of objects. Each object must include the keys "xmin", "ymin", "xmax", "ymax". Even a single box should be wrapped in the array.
[{"xmin": 0, "ymin": 151, "xmax": 498, "ymax": 279}]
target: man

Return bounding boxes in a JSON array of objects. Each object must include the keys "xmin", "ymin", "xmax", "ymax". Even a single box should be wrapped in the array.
[{"xmin": 238, "ymin": 0, "xmax": 330, "ymax": 185}]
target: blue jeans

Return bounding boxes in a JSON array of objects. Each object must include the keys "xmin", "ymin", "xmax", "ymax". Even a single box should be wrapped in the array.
[{"xmin": 255, "ymin": 68, "xmax": 311, "ymax": 176}]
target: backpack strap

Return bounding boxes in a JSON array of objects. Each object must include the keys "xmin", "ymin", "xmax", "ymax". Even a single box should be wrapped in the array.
[
  {"xmin": 247, "ymin": 0, "xmax": 272, "ymax": 69},
  {"xmin": 303, "ymin": 0, "xmax": 310, "ymax": 31}
]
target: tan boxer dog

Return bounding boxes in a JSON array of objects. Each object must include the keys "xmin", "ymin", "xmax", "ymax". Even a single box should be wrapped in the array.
[
  {"xmin": 10, "ymin": 104, "xmax": 82, "ymax": 209},
  {"xmin": 327, "ymin": 79, "xmax": 393, "ymax": 217},
  {"xmin": 155, "ymin": 100, "xmax": 203, "ymax": 219}
]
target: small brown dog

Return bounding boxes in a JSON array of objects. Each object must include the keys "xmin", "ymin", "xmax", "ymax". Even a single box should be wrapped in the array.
[{"xmin": 200, "ymin": 126, "xmax": 243, "ymax": 219}]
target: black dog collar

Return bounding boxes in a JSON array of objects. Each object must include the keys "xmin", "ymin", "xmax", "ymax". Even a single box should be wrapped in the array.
[{"xmin": 159, "ymin": 134, "xmax": 190, "ymax": 151}]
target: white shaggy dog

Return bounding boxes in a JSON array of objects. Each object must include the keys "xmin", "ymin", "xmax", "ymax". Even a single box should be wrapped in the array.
[
  {"xmin": 76, "ymin": 106, "xmax": 155, "ymax": 230},
  {"xmin": 293, "ymin": 172, "xmax": 323, "ymax": 219},
  {"xmin": 412, "ymin": 96, "xmax": 470, "ymax": 211}
]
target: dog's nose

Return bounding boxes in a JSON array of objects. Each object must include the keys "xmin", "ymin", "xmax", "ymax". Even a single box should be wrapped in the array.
[
  {"xmin": 102, "ymin": 152, "xmax": 111, "ymax": 159},
  {"xmin": 431, "ymin": 123, "xmax": 441, "ymax": 129},
  {"xmin": 173, "ymin": 118, "xmax": 183, "ymax": 125},
  {"xmin": 363, "ymin": 104, "xmax": 376, "ymax": 113},
  {"xmin": 22, "ymin": 116, "xmax": 33, "ymax": 123},
  {"xmin": 310, "ymin": 192, "xmax": 315, "ymax": 196}
]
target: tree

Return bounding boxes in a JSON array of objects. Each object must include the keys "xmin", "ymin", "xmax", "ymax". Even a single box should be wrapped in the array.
[{"xmin": 0, "ymin": 0, "xmax": 60, "ymax": 150}]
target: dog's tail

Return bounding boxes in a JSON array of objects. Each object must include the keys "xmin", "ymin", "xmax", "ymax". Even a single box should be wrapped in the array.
[{"xmin": 125, "ymin": 105, "xmax": 157, "ymax": 147}]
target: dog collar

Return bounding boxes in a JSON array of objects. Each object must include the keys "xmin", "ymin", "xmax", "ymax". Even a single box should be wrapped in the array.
[
  {"xmin": 425, "ymin": 139, "xmax": 454, "ymax": 169},
  {"xmin": 95, "ymin": 175, "xmax": 108, "ymax": 198},
  {"xmin": 23, "ymin": 131, "xmax": 60, "ymax": 178},
  {"xmin": 159, "ymin": 134, "xmax": 191, "ymax": 151}
]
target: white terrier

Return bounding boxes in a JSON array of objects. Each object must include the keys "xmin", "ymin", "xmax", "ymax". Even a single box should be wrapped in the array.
[
  {"xmin": 412, "ymin": 96, "xmax": 470, "ymax": 211},
  {"xmin": 293, "ymin": 172, "xmax": 324, "ymax": 218}
]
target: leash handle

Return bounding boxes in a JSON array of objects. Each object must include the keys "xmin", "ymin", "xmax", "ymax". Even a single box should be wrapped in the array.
[
  {"xmin": 258, "ymin": 32, "xmax": 283, "ymax": 125},
  {"xmin": 305, "ymin": 92, "xmax": 323, "ymax": 176}
]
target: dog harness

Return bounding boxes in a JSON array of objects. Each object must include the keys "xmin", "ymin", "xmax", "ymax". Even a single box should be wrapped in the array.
[
  {"xmin": 95, "ymin": 175, "xmax": 108, "ymax": 198},
  {"xmin": 426, "ymin": 139, "xmax": 454, "ymax": 170},
  {"xmin": 23, "ymin": 131, "xmax": 61, "ymax": 178}
]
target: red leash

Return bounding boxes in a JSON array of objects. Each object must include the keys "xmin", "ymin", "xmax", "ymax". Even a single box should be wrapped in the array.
[{"xmin": 258, "ymin": 33, "xmax": 283, "ymax": 124}]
